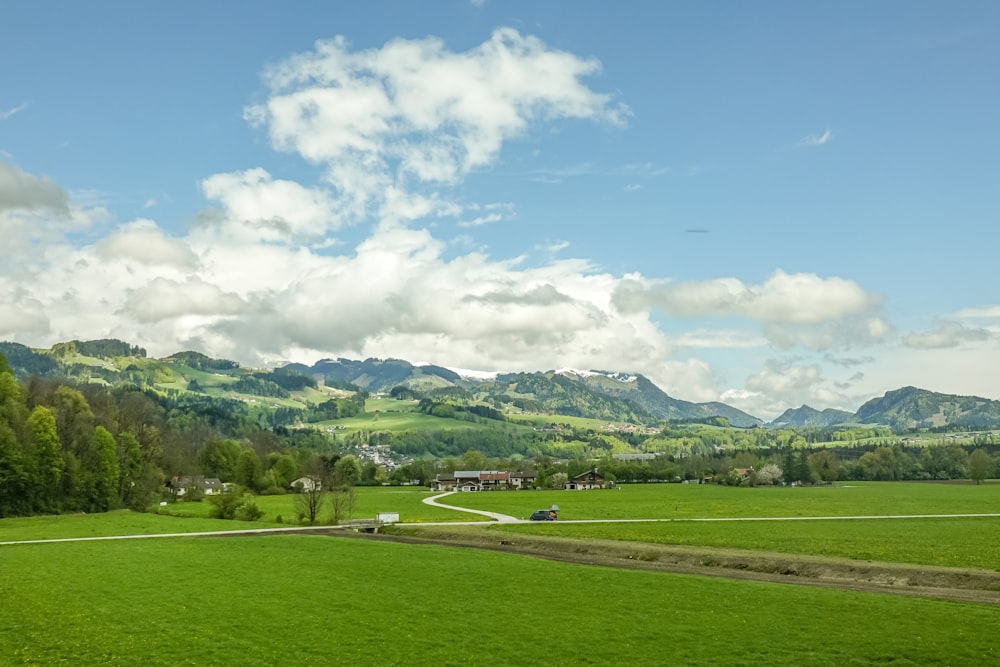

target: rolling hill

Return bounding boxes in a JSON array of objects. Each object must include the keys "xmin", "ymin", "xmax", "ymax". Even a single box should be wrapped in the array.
[
  {"xmin": 4, "ymin": 338, "xmax": 1000, "ymax": 432},
  {"xmin": 768, "ymin": 405, "xmax": 856, "ymax": 428}
]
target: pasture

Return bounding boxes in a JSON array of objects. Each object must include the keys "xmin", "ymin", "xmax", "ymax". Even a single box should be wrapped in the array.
[
  {"xmin": 0, "ymin": 510, "xmax": 278, "ymax": 544},
  {"xmin": 440, "ymin": 481, "xmax": 1000, "ymax": 521},
  {"xmin": 491, "ymin": 516, "xmax": 1000, "ymax": 570},
  {"xmin": 2, "ymin": 535, "xmax": 998, "ymax": 665},
  {"xmin": 156, "ymin": 486, "xmax": 462, "ymax": 525}
]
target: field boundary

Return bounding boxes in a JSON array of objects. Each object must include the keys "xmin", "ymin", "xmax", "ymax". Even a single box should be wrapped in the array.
[{"xmin": 376, "ymin": 525, "xmax": 1000, "ymax": 606}]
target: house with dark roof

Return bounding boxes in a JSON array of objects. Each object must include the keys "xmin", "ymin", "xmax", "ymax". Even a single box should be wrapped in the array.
[
  {"xmin": 565, "ymin": 468, "xmax": 605, "ymax": 490},
  {"xmin": 508, "ymin": 470, "xmax": 537, "ymax": 490},
  {"xmin": 430, "ymin": 470, "xmax": 512, "ymax": 492}
]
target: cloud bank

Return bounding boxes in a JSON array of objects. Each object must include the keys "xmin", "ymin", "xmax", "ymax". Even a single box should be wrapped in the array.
[{"xmin": 0, "ymin": 29, "xmax": 933, "ymax": 419}]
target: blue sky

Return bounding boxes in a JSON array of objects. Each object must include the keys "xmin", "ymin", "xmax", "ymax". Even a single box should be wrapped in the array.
[{"xmin": 1, "ymin": 1, "xmax": 998, "ymax": 418}]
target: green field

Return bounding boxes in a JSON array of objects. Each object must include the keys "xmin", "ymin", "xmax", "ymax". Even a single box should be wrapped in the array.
[
  {"xmin": 155, "ymin": 486, "xmax": 464, "ymax": 525},
  {"xmin": 490, "ymin": 517, "xmax": 1000, "ymax": 570},
  {"xmin": 0, "ymin": 510, "xmax": 280, "ymax": 543},
  {"xmin": 2, "ymin": 535, "xmax": 998, "ymax": 665},
  {"xmin": 0, "ymin": 488, "xmax": 466, "ymax": 543},
  {"xmin": 441, "ymin": 482, "xmax": 1000, "ymax": 521}
]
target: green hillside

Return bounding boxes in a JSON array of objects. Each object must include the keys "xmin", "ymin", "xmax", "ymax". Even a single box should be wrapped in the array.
[{"xmin": 857, "ymin": 386, "xmax": 1000, "ymax": 430}]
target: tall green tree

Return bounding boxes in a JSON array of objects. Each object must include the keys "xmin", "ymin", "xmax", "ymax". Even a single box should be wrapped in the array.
[
  {"xmin": 0, "ymin": 422, "xmax": 29, "ymax": 517},
  {"xmin": 116, "ymin": 431, "xmax": 144, "ymax": 508},
  {"xmin": 968, "ymin": 449, "xmax": 994, "ymax": 485},
  {"xmin": 88, "ymin": 426, "xmax": 120, "ymax": 511},
  {"xmin": 27, "ymin": 406, "xmax": 63, "ymax": 511},
  {"xmin": 333, "ymin": 454, "xmax": 361, "ymax": 487},
  {"xmin": 235, "ymin": 447, "xmax": 263, "ymax": 491}
]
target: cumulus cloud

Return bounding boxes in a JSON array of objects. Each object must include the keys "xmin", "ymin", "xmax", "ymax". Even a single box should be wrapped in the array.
[
  {"xmin": 763, "ymin": 315, "xmax": 892, "ymax": 351},
  {"xmin": 244, "ymin": 28, "xmax": 628, "ymax": 223},
  {"xmin": 654, "ymin": 358, "xmax": 719, "ymax": 403},
  {"xmin": 0, "ymin": 31, "xmax": 905, "ymax": 419},
  {"xmin": 123, "ymin": 278, "xmax": 247, "ymax": 323},
  {"xmin": 200, "ymin": 168, "xmax": 342, "ymax": 243},
  {"xmin": 613, "ymin": 270, "xmax": 879, "ymax": 325},
  {"xmin": 0, "ymin": 162, "xmax": 69, "ymax": 212},
  {"xmin": 902, "ymin": 321, "xmax": 991, "ymax": 350},
  {"xmin": 0, "ymin": 292, "xmax": 50, "ymax": 338},
  {"xmin": 96, "ymin": 220, "xmax": 199, "ymax": 268},
  {"xmin": 722, "ymin": 359, "xmax": 855, "ymax": 419}
]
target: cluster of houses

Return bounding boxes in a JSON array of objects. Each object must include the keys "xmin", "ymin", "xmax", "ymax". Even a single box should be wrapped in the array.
[
  {"xmin": 430, "ymin": 468, "xmax": 607, "ymax": 492},
  {"xmin": 166, "ymin": 474, "xmax": 323, "ymax": 497},
  {"xmin": 168, "ymin": 468, "xmax": 610, "ymax": 497}
]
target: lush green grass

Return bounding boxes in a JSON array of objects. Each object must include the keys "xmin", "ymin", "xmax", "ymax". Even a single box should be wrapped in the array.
[
  {"xmin": 156, "ymin": 486, "xmax": 467, "ymax": 524},
  {"xmin": 491, "ymin": 517, "xmax": 1000, "ymax": 570},
  {"xmin": 0, "ymin": 488, "xmax": 467, "ymax": 543},
  {"xmin": 444, "ymin": 482, "xmax": 1000, "ymax": 521},
  {"xmin": 319, "ymin": 408, "xmax": 530, "ymax": 434},
  {"xmin": 1, "ymin": 535, "xmax": 998, "ymax": 665},
  {"xmin": 0, "ymin": 510, "xmax": 280, "ymax": 543},
  {"xmin": 506, "ymin": 412, "xmax": 615, "ymax": 430}
]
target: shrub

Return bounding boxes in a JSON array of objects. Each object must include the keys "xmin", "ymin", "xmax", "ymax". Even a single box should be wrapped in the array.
[{"xmin": 235, "ymin": 501, "xmax": 263, "ymax": 522}]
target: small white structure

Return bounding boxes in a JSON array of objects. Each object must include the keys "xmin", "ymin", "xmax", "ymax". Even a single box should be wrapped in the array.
[{"xmin": 291, "ymin": 476, "xmax": 322, "ymax": 492}]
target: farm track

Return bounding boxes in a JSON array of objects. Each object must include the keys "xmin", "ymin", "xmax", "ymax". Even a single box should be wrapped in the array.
[{"xmin": 340, "ymin": 526, "xmax": 1000, "ymax": 606}]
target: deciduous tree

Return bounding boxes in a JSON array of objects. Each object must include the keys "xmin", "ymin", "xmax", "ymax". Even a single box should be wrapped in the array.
[{"xmin": 968, "ymin": 449, "xmax": 993, "ymax": 485}]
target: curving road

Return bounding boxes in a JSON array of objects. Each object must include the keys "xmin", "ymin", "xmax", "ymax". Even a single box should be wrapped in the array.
[{"xmin": 422, "ymin": 491, "xmax": 521, "ymax": 522}]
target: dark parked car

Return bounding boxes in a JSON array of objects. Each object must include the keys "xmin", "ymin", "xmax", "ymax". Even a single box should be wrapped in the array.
[{"xmin": 529, "ymin": 509, "xmax": 558, "ymax": 521}]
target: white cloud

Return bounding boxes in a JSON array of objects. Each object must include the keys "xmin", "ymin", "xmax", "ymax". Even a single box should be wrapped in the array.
[
  {"xmin": 0, "ymin": 162, "xmax": 68, "ymax": 212},
  {"xmin": 96, "ymin": 220, "xmax": 199, "ymax": 268},
  {"xmin": 123, "ymin": 278, "xmax": 247, "ymax": 323},
  {"xmin": 672, "ymin": 329, "xmax": 768, "ymax": 349},
  {"xmin": 902, "ymin": 320, "xmax": 992, "ymax": 350},
  {"xmin": 0, "ymin": 102, "xmax": 29, "ymax": 121},
  {"xmin": 624, "ymin": 183, "xmax": 641, "ymax": 191},
  {"xmin": 613, "ymin": 270, "xmax": 879, "ymax": 325},
  {"xmin": 797, "ymin": 128, "xmax": 833, "ymax": 147},
  {"xmin": 245, "ymin": 29, "xmax": 628, "ymax": 223},
  {"xmin": 654, "ymin": 358, "xmax": 719, "ymax": 403},
  {"xmin": 955, "ymin": 305, "xmax": 1000, "ymax": 318},
  {"xmin": 142, "ymin": 198, "xmax": 157, "ymax": 209},
  {"xmin": 200, "ymin": 168, "xmax": 342, "ymax": 243},
  {"xmin": 763, "ymin": 315, "xmax": 892, "ymax": 351},
  {"xmin": 722, "ymin": 360, "xmax": 855, "ymax": 419}
]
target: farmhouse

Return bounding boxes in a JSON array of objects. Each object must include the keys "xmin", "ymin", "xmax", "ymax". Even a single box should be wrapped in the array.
[
  {"xmin": 430, "ymin": 470, "xmax": 531, "ymax": 492},
  {"xmin": 509, "ymin": 470, "xmax": 537, "ymax": 489},
  {"xmin": 565, "ymin": 468, "xmax": 605, "ymax": 490},
  {"xmin": 167, "ymin": 476, "xmax": 225, "ymax": 497}
]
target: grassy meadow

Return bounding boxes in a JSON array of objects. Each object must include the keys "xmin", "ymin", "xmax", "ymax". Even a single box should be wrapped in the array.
[
  {"xmin": 441, "ymin": 481, "xmax": 1000, "ymax": 521},
  {"xmin": 155, "ymin": 486, "xmax": 463, "ymax": 525},
  {"xmin": 490, "ymin": 516, "xmax": 1000, "ymax": 570},
  {"xmin": 2, "ymin": 534, "xmax": 999, "ymax": 665}
]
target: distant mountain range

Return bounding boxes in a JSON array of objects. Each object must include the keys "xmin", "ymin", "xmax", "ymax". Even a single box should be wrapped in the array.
[{"xmin": 3, "ymin": 338, "xmax": 1000, "ymax": 431}]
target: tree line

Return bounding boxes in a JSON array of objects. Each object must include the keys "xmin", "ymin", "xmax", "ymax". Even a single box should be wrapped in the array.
[{"xmin": 0, "ymin": 352, "xmax": 352, "ymax": 518}]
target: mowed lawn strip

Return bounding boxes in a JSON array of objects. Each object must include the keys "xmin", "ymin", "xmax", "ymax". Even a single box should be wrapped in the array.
[
  {"xmin": 490, "ymin": 516, "xmax": 1000, "ymax": 570},
  {"xmin": 156, "ymin": 486, "xmax": 465, "ymax": 523},
  {"xmin": 2, "ymin": 536, "xmax": 998, "ymax": 666},
  {"xmin": 0, "ymin": 488, "xmax": 467, "ymax": 542},
  {"xmin": 0, "ymin": 510, "xmax": 282, "ymax": 543},
  {"xmin": 444, "ymin": 482, "xmax": 1000, "ymax": 520}
]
